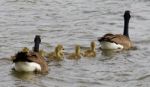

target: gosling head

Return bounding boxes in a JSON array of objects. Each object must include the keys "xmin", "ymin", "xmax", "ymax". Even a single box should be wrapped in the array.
[
  {"xmin": 53, "ymin": 44, "xmax": 64, "ymax": 60},
  {"xmin": 22, "ymin": 47, "xmax": 29, "ymax": 53},
  {"xmin": 56, "ymin": 44, "xmax": 64, "ymax": 53},
  {"xmin": 55, "ymin": 44, "xmax": 64, "ymax": 54},
  {"xmin": 34, "ymin": 35, "xmax": 41, "ymax": 52}
]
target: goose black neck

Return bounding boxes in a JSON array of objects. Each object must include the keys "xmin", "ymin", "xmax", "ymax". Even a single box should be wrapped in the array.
[
  {"xmin": 34, "ymin": 35, "xmax": 41, "ymax": 52},
  {"xmin": 123, "ymin": 11, "xmax": 131, "ymax": 38}
]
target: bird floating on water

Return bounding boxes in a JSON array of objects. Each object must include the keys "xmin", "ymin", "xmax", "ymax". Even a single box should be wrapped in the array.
[
  {"xmin": 98, "ymin": 10, "xmax": 133, "ymax": 50},
  {"xmin": 47, "ymin": 44, "xmax": 64, "ymax": 61},
  {"xmin": 82, "ymin": 41, "xmax": 96, "ymax": 57},
  {"xmin": 67, "ymin": 44, "xmax": 82, "ymax": 60},
  {"xmin": 12, "ymin": 35, "xmax": 48, "ymax": 74}
]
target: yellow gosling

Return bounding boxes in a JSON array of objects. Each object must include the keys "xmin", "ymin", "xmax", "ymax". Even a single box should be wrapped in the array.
[
  {"xmin": 39, "ymin": 50, "xmax": 47, "ymax": 57},
  {"xmin": 56, "ymin": 44, "xmax": 64, "ymax": 57},
  {"xmin": 21, "ymin": 47, "xmax": 47, "ymax": 57},
  {"xmin": 83, "ymin": 41, "xmax": 96, "ymax": 57},
  {"xmin": 47, "ymin": 44, "xmax": 64, "ymax": 61},
  {"xmin": 11, "ymin": 47, "xmax": 30, "ymax": 61},
  {"xmin": 22, "ymin": 47, "xmax": 30, "ymax": 53},
  {"xmin": 67, "ymin": 45, "xmax": 81, "ymax": 60}
]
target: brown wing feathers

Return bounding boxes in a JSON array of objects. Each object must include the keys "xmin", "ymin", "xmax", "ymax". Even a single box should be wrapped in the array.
[{"xmin": 98, "ymin": 34, "xmax": 133, "ymax": 49}]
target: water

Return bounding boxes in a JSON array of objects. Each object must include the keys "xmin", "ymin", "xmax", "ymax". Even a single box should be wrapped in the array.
[{"xmin": 0, "ymin": 0, "xmax": 150, "ymax": 87}]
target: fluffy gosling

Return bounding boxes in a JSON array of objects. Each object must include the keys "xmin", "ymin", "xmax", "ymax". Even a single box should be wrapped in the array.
[
  {"xmin": 67, "ymin": 45, "xmax": 81, "ymax": 60},
  {"xmin": 47, "ymin": 44, "xmax": 64, "ymax": 61},
  {"xmin": 82, "ymin": 41, "xmax": 96, "ymax": 57}
]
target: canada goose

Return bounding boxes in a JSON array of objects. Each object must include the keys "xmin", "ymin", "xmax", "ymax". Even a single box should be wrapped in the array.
[
  {"xmin": 13, "ymin": 35, "xmax": 48, "ymax": 74},
  {"xmin": 98, "ymin": 10, "xmax": 133, "ymax": 50},
  {"xmin": 12, "ymin": 47, "xmax": 46, "ymax": 60},
  {"xmin": 82, "ymin": 41, "xmax": 96, "ymax": 57},
  {"xmin": 67, "ymin": 45, "xmax": 81, "ymax": 60},
  {"xmin": 47, "ymin": 44, "xmax": 64, "ymax": 61}
]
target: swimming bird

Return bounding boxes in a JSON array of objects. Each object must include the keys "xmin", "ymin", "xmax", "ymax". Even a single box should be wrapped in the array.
[
  {"xmin": 22, "ymin": 47, "xmax": 30, "ymax": 53},
  {"xmin": 82, "ymin": 41, "xmax": 96, "ymax": 57},
  {"xmin": 39, "ymin": 49, "xmax": 47, "ymax": 58},
  {"xmin": 98, "ymin": 10, "xmax": 133, "ymax": 50},
  {"xmin": 67, "ymin": 45, "xmax": 81, "ymax": 60},
  {"xmin": 13, "ymin": 35, "xmax": 48, "ymax": 74},
  {"xmin": 11, "ymin": 47, "xmax": 30, "ymax": 61},
  {"xmin": 47, "ymin": 44, "xmax": 64, "ymax": 61}
]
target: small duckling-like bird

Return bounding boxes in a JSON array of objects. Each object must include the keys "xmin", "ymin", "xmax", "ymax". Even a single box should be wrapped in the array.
[
  {"xmin": 11, "ymin": 47, "xmax": 30, "ymax": 61},
  {"xmin": 98, "ymin": 10, "xmax": 133, "ymax": 50},
  {"xmin": 82, "ymin": 41, "xmax": 96, "ymax": 57},
  {"xmin": 67, "ymin": 45, "xmax": 81, "ymax": 60},
  {"xmin": 22, "ymin": 47, "xmax": 30, "ymax": 53},
  {"xmin": 39, "ymin": 49, "xmax": 47, "ymax": 58},
  {"xmin": 13, "ymin": 35, "xmax": 48, "ymax": 74},
  {"xmin": 47, "ymin": 44, "xmax": 64, "ymax": 61},
  {"xmin": 22, "ymin": 47, "xmax": 47, "ymax": 58}
]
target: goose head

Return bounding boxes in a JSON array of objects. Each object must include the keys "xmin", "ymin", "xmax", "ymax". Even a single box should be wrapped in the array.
[
  {"xmin": 123, "ymin": 10, "xmax": 131, "ymax": 38},
  {"xmin": 124, "ymin": 10, "xmax": 130, "ymax": 21},
  {"xmin": 33, "ymin": 35, "xmax": 41, "ymax": 52}
]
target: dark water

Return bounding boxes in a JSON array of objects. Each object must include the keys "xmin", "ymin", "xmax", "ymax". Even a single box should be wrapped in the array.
[{"xmin": 0, "ymin": 0, "xmax": 150, "ymax": 87}]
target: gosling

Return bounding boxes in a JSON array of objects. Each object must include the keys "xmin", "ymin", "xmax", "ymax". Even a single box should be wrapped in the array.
[
  {"xmin": 47, "ymin": 44, "xmax": 64, "ymax": 61},
  {"xmin": 67, "ymin": 45, "xmax": 81, "ymax": 60},
  {"xmin": 82, "ymin": 41, "xmax": 96, "ymax": 57}
]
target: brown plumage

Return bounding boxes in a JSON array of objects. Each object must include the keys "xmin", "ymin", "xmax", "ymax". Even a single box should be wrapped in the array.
[
  {"xmin": 12, "ymin": 35, "xmax": 48, "ymax": 74},
  {"xmin": 26, "ymin": 52, "xmax": 48, "ymax": 74},
  {"xmin": 98, "ymin": 33, "xmax": 133, "ymax": 49},
  {"xmin": 98, "ymin": 10, "xmax": 133, "ymax": 50}
]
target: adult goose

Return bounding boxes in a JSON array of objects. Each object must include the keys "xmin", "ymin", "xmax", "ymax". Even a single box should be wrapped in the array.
[
  {"xmin": 13, "ymin": 35, "xmax": 48, "ymax": 74},
  {"xmin": 98, "ymin": 10, "xmax": 133, "ymax": 50}
]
